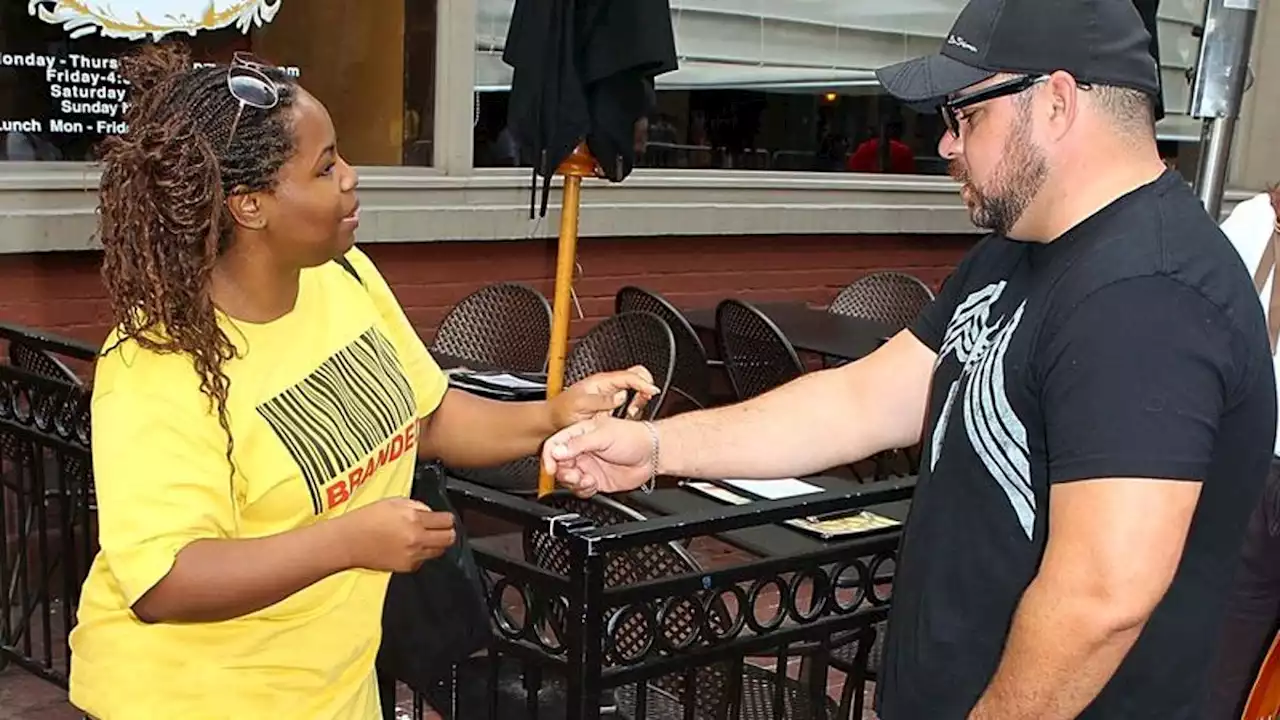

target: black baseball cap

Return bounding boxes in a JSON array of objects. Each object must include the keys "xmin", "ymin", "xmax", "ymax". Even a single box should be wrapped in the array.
[{"xmin": 876, "ymin": 0, "xmax": 1161, "ymax": 107}]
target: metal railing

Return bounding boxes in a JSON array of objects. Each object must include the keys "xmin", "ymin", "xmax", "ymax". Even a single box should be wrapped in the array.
[
  {"xmin": 440, "ymin": 478, "xmax": 909, "ymax": 719},
  {"xmin": 0, "ymin": 322, "xmax": 98, "ymax": 685},
  {"xmin": 0, "ymin": 321, "xmax": 907, "ymax": 719}
]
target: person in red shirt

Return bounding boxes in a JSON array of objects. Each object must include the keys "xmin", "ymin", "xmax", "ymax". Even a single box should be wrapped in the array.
[{"xmin": 847, "ymin": 120, "xmax": 917, "ymax": 174}]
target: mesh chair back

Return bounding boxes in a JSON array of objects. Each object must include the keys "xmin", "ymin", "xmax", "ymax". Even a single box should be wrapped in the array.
[
  {"xmin": 715, "ymin": 299, "xmax": 804, "ymax": 401},
  {"xmin": 524, "ymin": 493, "xmax": 734, "ymax": 719},
  {"xmin": 828, "ymin": 272, "xmax": 935, "ymax": 334},
  {"xmin": 615, "ymin": 286, "xmax": 712, "ymax": 410},
  {"xmin": 564, "ymin": 311, "xmax": 675, "ymax": 399},
  {"xmin": 430, "ymin": 283, "xmax": 552, "ymax": 372},
  {"xmin": 451, "ymin": 312, "xmax": 675, "ymax": 494}
]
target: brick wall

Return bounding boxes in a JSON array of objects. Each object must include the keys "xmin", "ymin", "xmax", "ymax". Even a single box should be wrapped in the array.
[{"xmin": 0, "ymin": 233, "xmax": 976, "ymax": 346}]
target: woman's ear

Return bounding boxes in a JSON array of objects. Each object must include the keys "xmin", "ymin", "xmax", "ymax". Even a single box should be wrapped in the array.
[{"xmin": 226, "ymin": 190, "xmax": 268, "ymax": 231}]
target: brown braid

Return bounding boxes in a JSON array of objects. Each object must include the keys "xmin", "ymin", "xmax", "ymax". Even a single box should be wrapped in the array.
[{"xmin": 97, "ymin": 42, "xmax": 298, "ymax": 478}]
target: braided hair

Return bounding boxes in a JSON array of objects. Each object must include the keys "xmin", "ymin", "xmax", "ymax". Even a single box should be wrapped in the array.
[{"xmin": 98, "ymin": 42, "xmax": 299, "ymax": 474}]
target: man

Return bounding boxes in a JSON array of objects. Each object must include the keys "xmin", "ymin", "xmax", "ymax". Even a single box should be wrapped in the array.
[
  {"xmin": 1205, "ymin": 189, "xmax": 1280, "ymax": 718},
  {"xmin": 540, "ymin": 0, "xmax": 1276, "ymax": 717}
]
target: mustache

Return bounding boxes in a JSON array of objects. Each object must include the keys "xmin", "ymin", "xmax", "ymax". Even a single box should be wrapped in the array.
[{"xmin": 948, "ymin": 160, "xmax": 969, "ymax": 184}]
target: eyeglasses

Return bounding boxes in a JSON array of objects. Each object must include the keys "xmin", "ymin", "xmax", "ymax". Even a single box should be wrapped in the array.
[
  {"xmin": 939, "ymin": 74, "xmax": 1056, "ymax": 137},
  {"xmin": 225, "ymin": 51, "xmax": 280, "ymax": 150}
]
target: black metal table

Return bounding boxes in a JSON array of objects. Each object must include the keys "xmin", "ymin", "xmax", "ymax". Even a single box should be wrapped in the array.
[
  {"xmin": 683, "ymin": 302, "xmax": 894, "ymax": 361},
  {"xmin": 626, "ymin": 473, "xmax": 911, "ymax": 558}
]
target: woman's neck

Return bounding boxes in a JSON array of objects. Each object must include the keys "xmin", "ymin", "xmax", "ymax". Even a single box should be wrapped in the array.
[{"xmin": 210, "ymin": 247, "xmax": 302, "ymax": 324}]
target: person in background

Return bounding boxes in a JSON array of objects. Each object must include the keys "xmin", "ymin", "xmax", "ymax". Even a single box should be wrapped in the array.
[
  {"xmin": 1205, "ymin": 187, "xmax": 1280, "ymax": 719},
  {"xmin": 846, "ymin": 119, "xmax": 917, "ymax": 174},
  {"xmin": 646, "ymin": 113, "xmax": 680, "ymax": 168},
  {"xmin": 70, "ymin": 43, "xmax": 657, "ymax": 720},
  {"xmin": 633, "ymin": 79, "xmax": 658, "ymax": 162},
  {"xmin": 539, "ymin": 0, "xmax": 1276, "ymax": 717}
]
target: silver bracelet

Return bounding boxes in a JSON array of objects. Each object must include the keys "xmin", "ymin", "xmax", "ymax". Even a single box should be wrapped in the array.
[{"xmin": 640, "ymin": 421, "xmax": 660, "ymax": 494}]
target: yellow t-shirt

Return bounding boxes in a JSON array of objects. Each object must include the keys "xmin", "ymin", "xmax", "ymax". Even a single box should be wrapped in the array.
[{"xmin": 69, "ymin": 247, "xmax": 448, "ymax": 720}]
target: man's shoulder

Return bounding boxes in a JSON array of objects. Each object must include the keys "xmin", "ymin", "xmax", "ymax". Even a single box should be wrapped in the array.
[
  {"xmin": 1051, "ymin": 185, "xmax": 1250, "ymax": 314},
  {"xmin": 1155, "ymin": 193, "xmax": 1267, "ymax": 341},
  {"xmin": 1035, "ymin": 185, "xmax": 1270, "ymax": 369}
]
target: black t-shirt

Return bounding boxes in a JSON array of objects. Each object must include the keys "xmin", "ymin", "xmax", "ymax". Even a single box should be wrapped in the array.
[{"xmin": 875, "ymin": 171, "xmax": 1277, "ymax": 719}]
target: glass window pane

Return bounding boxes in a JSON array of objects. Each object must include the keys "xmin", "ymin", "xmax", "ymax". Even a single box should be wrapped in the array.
[
  {"xmin": 476, "ymin": 87, "xmax": 948, "ymax": 175},
  {"xmin": 473, "ymin": 0, "xmax": 1201, "ymax": 175},
  {"xmin": 0, "ymin": 1, "xmax": 436, "ymax": 165}
]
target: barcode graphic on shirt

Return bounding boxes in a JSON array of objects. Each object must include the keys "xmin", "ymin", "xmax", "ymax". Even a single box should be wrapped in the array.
[{"xmin": 257, "ymin": 328, "xmax": 417, "ymax": 513}]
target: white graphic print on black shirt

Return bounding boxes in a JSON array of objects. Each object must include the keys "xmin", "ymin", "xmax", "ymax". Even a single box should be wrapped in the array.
[{"xmin": 931, "ymin": 281, "xmax": 1033, "ymax": 539}]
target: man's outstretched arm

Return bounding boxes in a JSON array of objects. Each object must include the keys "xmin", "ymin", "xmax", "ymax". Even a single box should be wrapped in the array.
[{"xmin": 652, "ymin": 329, "xmax": 937, "ymax": 480}]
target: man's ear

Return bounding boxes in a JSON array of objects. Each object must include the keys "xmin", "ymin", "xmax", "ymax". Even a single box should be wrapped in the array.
[
  {"xmin": 1043, "ymin": 71, "xmax": 1081, "ymax": 141},
  {"xmin": 226, "ymin": 190, "xmax": 268, "ymax": 231}
]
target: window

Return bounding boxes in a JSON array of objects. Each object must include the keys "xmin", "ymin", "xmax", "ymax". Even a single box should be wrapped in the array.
[
  {"xmin": 476, "ymin": 87, "xmax": 951, "ymax": 175},
  {"xmin": 0, "ymin": 1, "xmax": 436, "ymax": 165},
  {"xmin": 473, "ymin": 0, "xmax": 1201, "ymax": 175}
]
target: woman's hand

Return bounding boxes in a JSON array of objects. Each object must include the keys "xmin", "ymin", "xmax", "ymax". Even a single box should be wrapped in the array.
[
  {"xmin": 129, "ymin": 498, "xmax": 457, "ymax": 624},
  {"xmin": 418, "ymin": 367, "xmax": 660, "ymax": 470},
  {"xmin": 338, "ymin": 498, "xmax": 457, "ymax": 573},
  {"xmin": 548, "ymin": 366, "xmax": 661, "ymax": 430}
]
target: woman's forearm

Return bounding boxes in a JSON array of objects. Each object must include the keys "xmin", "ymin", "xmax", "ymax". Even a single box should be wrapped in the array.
[
  {"xmin": 419, "ymin": 389, "xmax": 554, "ymax": 468},
  {"xmin": 131, "ymin": 517, "xmax": 355, "ymax": 624}
]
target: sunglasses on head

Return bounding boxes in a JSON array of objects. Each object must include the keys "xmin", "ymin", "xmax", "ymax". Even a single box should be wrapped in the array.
[
  {"xmin": 939, "ymin": 74, "xmax": 1061, "ymax": 137},
  {"xmin": 225, "ymin": 51, "xmax": 280, "ymax": 150}
]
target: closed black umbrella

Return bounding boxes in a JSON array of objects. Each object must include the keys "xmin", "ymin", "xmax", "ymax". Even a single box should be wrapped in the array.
[
  {"xmin": 504, "ymin": 0, "xmax": 677, "ymax": 214},
  {"xmin": 502, "ymin": 0, "xmax": 677, "ymax": 496}
]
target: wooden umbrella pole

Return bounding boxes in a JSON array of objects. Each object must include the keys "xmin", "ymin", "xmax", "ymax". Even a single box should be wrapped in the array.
[{"xmin": 539, "ymin": 142, "xmax": 599, "ymax": 497}]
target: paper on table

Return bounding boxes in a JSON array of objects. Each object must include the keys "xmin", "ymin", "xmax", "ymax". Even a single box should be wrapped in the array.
[
  {"xmin": 684, "ymin": 482, "xmax": 749, "ymax": 505},
  {"xmin": 465, "ymin": 372, "xmax": 546, "ymax": 390},
  {"xmin": 681, "ymin": 481, "xmax": 901, "ymax": 539},
  {"xmin": 722, "ymin": 478, "xmax": 823, "ymax": 500}
]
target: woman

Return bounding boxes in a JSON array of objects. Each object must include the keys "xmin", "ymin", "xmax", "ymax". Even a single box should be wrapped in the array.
[{"xmin": 68, "ymin": 44, "xmax": 657, "ymax": 719}]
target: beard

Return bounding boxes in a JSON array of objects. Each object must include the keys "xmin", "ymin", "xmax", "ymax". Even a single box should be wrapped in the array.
[{"xmin": 949, "ymin": 107, "xmax": 1049, "ymax": 235}]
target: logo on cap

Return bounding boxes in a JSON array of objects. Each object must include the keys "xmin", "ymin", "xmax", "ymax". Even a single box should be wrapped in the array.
[
  {"xmin": 947, "ymin": 35, "xmax": 978, "ymax": 53},
  {"xmin": 28, "ymin": 0, "xmax": 282, "ymax": 41}
]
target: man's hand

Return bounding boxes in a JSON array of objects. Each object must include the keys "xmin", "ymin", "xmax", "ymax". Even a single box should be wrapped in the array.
[
  {"xmin": 541, "ymin": 417, "xmax": 655, "ymax": 497},
  {"xmin": 547, "ymin": 365, "xmax": 661, "ymax": 430}
]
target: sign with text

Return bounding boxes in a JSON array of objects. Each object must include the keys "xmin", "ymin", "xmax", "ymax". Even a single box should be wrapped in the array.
[
  {"xmin": 2, "ymin": 52, "xmax": 128, "ymax": 137},
  {"xmin": 1, "ymin": 1, "xmax": 294, "ymax": 159}
]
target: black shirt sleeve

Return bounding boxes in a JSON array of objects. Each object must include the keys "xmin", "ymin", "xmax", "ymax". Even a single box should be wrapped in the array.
[{"xmin": 1037, "ymin": 275, "xmax": 1237, "ymax": 484}]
